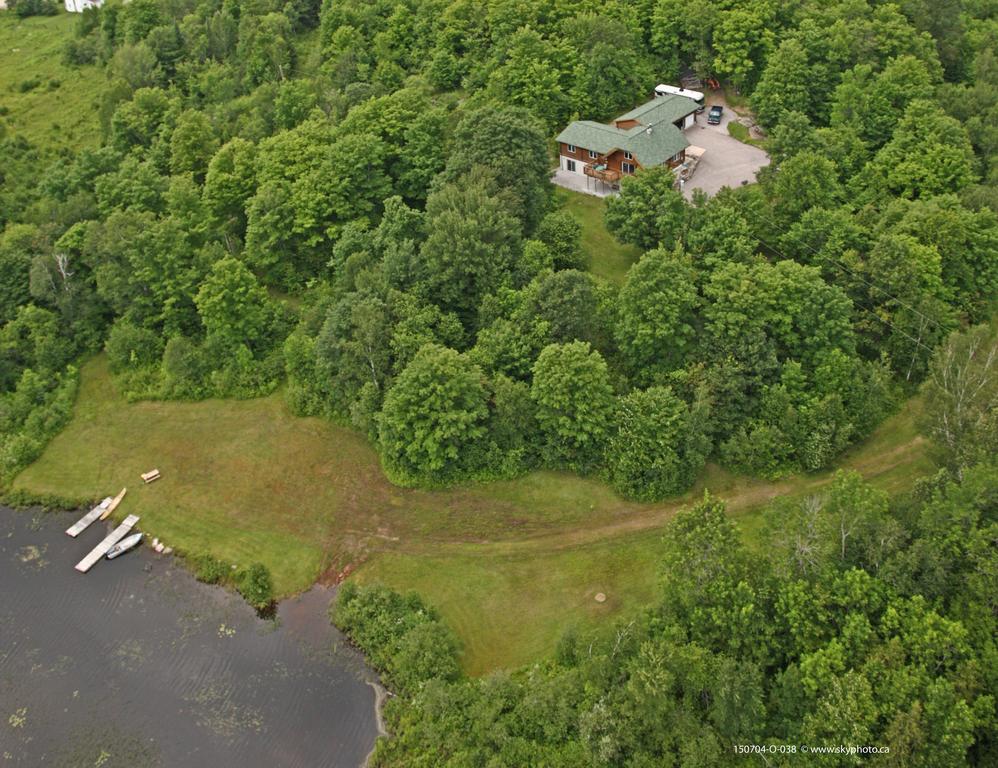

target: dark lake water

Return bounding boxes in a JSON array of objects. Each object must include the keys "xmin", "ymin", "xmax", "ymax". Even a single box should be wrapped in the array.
[{"xmin": 0, "ymin": 507, "xmax": 381, "ymax": 767}]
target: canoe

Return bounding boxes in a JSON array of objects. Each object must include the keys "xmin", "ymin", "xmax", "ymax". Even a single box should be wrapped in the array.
[
  {"xmin": 99, "ymin": 487, "xmax": 128, "ymax": 521},
  {"xmin": 106, "ymin": 532, "xmax": 143, "ymax": 560}
]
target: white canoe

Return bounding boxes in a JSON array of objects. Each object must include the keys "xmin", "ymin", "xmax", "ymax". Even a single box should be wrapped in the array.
[{"xmin": 106, "ymin": 532, "xmax": 143, "ymax": 560}]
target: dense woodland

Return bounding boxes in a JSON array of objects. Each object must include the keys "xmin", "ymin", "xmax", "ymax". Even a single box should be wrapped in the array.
[
  {"xmin": 0, "ymin": 0, "xmax": 997, "ymax": 762},
  {"xmin": 1, "ymin": 0, "xmax": 996, "ymax": 493}
]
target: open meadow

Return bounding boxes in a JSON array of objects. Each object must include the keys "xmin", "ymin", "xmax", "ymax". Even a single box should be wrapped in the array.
[{"xmin": 0, "ymin": 12, "xmax": 104, "ymax": 150}]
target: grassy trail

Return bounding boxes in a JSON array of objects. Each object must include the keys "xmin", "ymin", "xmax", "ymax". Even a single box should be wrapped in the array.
[
  {"xmin": 391, "ymin": 411, "xmax": 925, "ymax": 560},
  {"xmin": 12, "ymin": 357, "xmax": 931, "ymax": 674}
]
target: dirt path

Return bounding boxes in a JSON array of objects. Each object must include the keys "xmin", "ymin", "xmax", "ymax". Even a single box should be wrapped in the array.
[{"xmin": 380, "ymin": 432, "xmax": 927, "ymax": 559}]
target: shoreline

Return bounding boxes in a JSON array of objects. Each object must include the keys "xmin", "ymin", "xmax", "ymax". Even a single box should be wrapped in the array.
[{"xmin": 363, "ymin": 680, "xmax": 391, "ymax": 767}]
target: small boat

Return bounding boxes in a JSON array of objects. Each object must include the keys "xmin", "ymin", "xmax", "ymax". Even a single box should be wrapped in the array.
[
  {"xmin": 106, "ymin": 533, "xmax": 143, "ymax": 560},
  {"xmin": 99, "ymin": 487, "xmax": 128, "ymax": 521}
]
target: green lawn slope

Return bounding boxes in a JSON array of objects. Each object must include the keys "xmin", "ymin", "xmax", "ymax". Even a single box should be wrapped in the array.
[
  {"xmin": 12, "ymin": 356, "xmax": 931, "ymax": 674},
  {"xmin": 554, "ymin": 187, "xmax": 641, "ymax": 285},
  {"xmin": 0, "ymin": 12, "xmax": 104, "ymax": 150}
]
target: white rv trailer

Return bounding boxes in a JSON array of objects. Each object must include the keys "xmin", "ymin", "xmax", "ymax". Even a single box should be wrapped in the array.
[{"xmin": 655, "ymin": 84, "xmax": 706, "ymax": 112}]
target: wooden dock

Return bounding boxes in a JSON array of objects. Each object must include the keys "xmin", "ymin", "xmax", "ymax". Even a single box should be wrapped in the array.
[
  {"xmin": 65, "ymin": 498, "xmax": 113, "ymax": 538},
  {"xmin": 75, "ymin": 515, "xmax": 140, "ymax": 573}
]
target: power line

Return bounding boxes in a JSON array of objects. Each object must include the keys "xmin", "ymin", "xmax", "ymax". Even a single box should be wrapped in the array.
[
  {"xmin": 742, "ymin": 205, "xmax": 951, "ymax": 335},
  {"xmin": 744, "ymin": 227, "xmax": 938, "ymax": 357}
]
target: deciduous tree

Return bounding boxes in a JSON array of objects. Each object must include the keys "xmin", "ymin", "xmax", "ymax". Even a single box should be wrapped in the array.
[
  {"xmin": 609, "ymin": 385, "xmax": 709, "ymax": 500},
  {"xmin": 530, "ymin": 341, "xmax": 614, "ymax": 469},
  {"xmin": 378, "ymin": 344, "xmax": 489, "ymax": 484},
  {"xmin": 615, "ymin": 247, "xmax": 699, "ymax": 383},
  {"xmin": 605, "ymin": 167, "xmax": 686, "ymax": 250},
  {"xmin": 921, "ymin": 325, "xmax": 998, "ymax": 474},
  {"xmin": 194, "ymin": 257, "xmax": 273, "ymax": 350}
]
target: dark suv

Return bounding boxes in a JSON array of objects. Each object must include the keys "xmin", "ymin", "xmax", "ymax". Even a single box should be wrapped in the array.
[{"xmin": 707, "ymin": 105, "xmax": 723, "ymax": 125}]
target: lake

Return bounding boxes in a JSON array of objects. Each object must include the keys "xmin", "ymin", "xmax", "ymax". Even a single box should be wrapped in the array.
[{"xmin": 0, "ymin": 506, "xmax": 381, "ymax": 767}]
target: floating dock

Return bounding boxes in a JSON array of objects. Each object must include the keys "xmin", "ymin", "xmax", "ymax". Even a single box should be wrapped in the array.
[
  {"xmin": 75, "ymin": 515, "xmax": 140, "ymax": 573},
  {"xmin": 65, "ymin": 497, "xmax": 113, "ymax": 538}
]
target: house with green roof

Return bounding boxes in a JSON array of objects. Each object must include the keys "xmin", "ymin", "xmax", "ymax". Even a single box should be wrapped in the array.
[{"xmin": 555, "ymin": 92, "xmax": 699, "ymax": 186}]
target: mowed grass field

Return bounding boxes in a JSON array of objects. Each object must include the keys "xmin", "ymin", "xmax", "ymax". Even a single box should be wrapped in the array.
[
  {"xmin": 13, "ymin": 356, "xmax": 932, "ymax": 673},
  {"xmin": 554, "ymin": 187, "xmax": 642, "ymax": 285},
  {"xmin": 0, "ymin": 12, "xmax": 104, "ymax": 149}
]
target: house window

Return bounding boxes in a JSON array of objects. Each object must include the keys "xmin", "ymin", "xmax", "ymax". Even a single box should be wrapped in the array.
[
  {"xmin": 621, "ymin": 162, "xmax": 636, "ymax": 174},
  {"xmin": 566, "ymin": 159, "xmax": 576, "ymax": 173},
  {"xmin": 624, "ymin": 151, "xmax": 633, "ymax": 160},
  {"xmin": 567, "ymin": 144, "xmax": 576, "ymax": 153},
  {"xmin": 588, "ymin": 150, "xmax": 598, "ymax": 159}
]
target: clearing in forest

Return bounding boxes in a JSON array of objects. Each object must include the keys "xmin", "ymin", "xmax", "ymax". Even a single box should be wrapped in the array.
[
  {"xmin": 13, "ymin": 356, "xmax": 930, "ymax": 673},
  {"xmin": 0, "ymin": 13, "xmax": 105, "ymax": 150}
]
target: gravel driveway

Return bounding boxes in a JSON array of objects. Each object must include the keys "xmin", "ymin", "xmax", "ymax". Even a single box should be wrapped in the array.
[{"xmin": 681, "ymin": 108, "xmax": 769, "ymax": 198}]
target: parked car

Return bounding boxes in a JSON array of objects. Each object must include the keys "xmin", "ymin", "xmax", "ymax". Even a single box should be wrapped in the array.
[{"xmin": 707, "ymin": 105, "xmax": 723, "ymax": 125}]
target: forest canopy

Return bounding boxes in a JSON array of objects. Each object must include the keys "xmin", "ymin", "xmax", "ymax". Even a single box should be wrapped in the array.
[{"xmin": 2, "ymin": 0, "xmax": 996, "ymax": 494}]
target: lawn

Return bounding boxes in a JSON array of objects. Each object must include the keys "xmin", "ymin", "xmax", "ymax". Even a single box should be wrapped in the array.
[
  {"xmin": 0, "ymin": 12, "xmax": 104, "ymax": 150},
  {"xmin": 13, "ymin": 357, "xmax": 931, "ymax": 673},
  {"xmin": 355, "ymin": 532, "xmax": 664, "ymax": 675},
  {"xmin": 727, "ymin": 120, "xmax": 766, "ymax": 149},
  {"xmin": 553, "ymin": 186, "xmax": 641, "ymax": 285}
]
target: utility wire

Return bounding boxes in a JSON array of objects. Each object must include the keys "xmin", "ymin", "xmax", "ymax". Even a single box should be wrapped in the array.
[
  {"xmin": 743, "ymin": 226, "xmax": 938, "ymax": 357},
  {"xmin": 742, "ymin": 205, "xmax": 951, "ymax": 335}
]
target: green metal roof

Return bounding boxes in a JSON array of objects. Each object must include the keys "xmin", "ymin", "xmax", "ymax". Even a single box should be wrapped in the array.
[
  {"xmin": 555, "ymin": 93, "xmax": 697, "ymax": 167},
  {"xmin": 619, "ymin": 123, "xmax": 689, "ymax": 166},
  {"xmin": 556, "ymin": 121, "xmax": 631, "ymax": 156},
  {"xmin": 615, "ymin": 93, "xmax": 699, "ymax": 125}
]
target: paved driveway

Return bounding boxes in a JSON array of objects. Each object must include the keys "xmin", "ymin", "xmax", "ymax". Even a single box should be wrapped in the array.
[{"xmin": 682, "ymin": 109, "xmax": 769, "ymax": 198}]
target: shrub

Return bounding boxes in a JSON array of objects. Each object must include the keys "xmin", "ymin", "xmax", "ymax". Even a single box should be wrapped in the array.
[
  {"xmin": 63, "ymin": 37, "xmax": 99, "ymax": 66},
  {"xmin": 282, "ymin": 330, "xmax": 330, "ymax": 417},
  {"xmin": 389, "ymin": 621, "xmax": 461, "ymax": 693},
  {"xmin": 332, "ymin": 582, "xmax": 461, "ymax": 694},
  {"xmin": 0, "ymin": 366, "xmax": 78, "ymax": 484},
  {"xmin": 720, "ymin": 422, "xmax": 795, "ymax": 479},
  {"xmin": 13, "ymin": 0, "xmax": 59, "ymax": 19},
  {"xmin": 105, "ymin": 320, "xmax": 164, "ymax": 373},
  {"xmin": 206, "ymin": 340, "xmax": 279, "ymax": 399},
  {"xmin": 160, "ymin": 336, "xmax": 209, "ymax": 399},
  {"xmin": 237, "ymin": 562, "xmax": 274, "ymax": 610},
  {"xmin": 482, "ymin": 374, "xmax": 538, "ymax": 477},
  {"xmin": 192, "ymin": 553, "xmax": 228, "ymax": 585}
]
